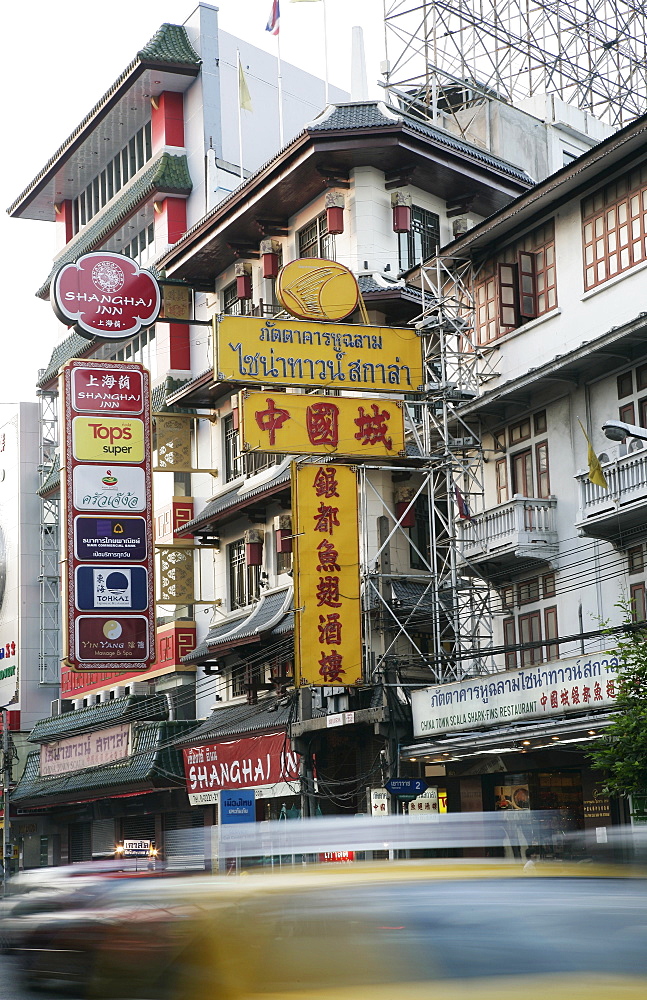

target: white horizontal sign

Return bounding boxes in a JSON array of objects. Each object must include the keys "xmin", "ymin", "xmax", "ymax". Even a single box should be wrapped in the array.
[
  {"xmin": 40, "ymin": 722, "xmax": 131, "ymax": 775},
  {"xmin": 412, "ymin": 653, "xmax": 620, "ymax": 739}
]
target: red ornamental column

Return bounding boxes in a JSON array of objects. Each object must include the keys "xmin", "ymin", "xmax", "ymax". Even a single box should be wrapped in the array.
[
  {"xmin": 274, "ymin": 514, "xmax": 292, "ymax": 553},
  {"xmin": 325, "ymin": 191, "xmax": 345, "ymax": 235},
  {"xmin": 260, "ymin": 238, "xmax": 281, "ymax": 279},
  {"xmin": 245, "ymin": 528, "xmax": 264, "ymax": 565},
  {"xmin": 55, "ymin": 200, "xmax": 74, "ymax": 246},
  {"xmin": 151, "ymin": 92, "xmax": 185, "ymax": 152},
  {"xmin": 235, "ymin": 261, "xmax": 253, "ymax": 300},
  {"xmin": 391, "ymin": 190, "xmax": 412, "ymax": 233}
]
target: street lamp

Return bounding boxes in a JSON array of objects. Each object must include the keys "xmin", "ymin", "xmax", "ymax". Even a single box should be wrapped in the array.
[{"xmin": 602, "ymin": 419, "xmax": 647, "ymax": 443}]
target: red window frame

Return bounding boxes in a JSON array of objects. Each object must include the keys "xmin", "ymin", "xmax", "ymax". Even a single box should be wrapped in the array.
[
  {"xmin": 503, "ymin": 617, "xmax": 517, "ymax": 670},
  {"xmin": 519, "ymin": 611, "xmax": 542, "ymax": 667}
]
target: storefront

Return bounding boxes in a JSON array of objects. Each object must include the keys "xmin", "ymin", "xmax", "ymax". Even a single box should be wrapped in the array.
[{"xmin": 401, "ymin": 653, "xmax": 626, "ymax": 850}]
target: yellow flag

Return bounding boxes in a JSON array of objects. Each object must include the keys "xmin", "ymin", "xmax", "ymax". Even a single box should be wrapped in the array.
[
  {"xmin": 238, "ymin": 61, "xmax": 253, "ymax": 112},
  {"xmin": 578, "ymin": 419, "xmax": 608, "ymax": 489}
]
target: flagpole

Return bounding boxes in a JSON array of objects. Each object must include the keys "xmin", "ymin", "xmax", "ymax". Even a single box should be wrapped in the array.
[
  {"xmin": 276, "ymin": 30, "xmax": 285, "ymax": 147},
  {"xmin": 236, "ymin": 49, "xmax": 244, "ymax": 181},
  {"xmin": 323, "ymin": 0, "xmax": 330, "ymax": 104}
]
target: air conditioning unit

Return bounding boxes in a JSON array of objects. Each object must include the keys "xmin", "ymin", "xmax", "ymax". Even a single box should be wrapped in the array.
[
  {"xmin": 50, "ymin": 699, "xmax": 74, "ymax": 716},
  {"xmin": 111, "ymin": 686, "xmax": 127, "ymax": 700}
]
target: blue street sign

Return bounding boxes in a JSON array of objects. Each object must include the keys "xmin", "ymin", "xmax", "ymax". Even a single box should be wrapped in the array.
[
  {"xmin": 220, "ymin": 789, "xmax": 256, "ymax": 824},
  {"xmin": 74, "ymin": 515, "xmax": 147, "ymax": 562},
  {"xmin": 385, "ymin": 778, "xmax": 428, "ymax": 797},
  {"xmin": 75, "ymin": 565, "xmax": 148, "ymax": 612}
]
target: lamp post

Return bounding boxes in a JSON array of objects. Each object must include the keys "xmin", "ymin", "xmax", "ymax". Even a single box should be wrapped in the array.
[{"xmin": 602, "ymin": 419, "xmax": 647, "ymax": 443}]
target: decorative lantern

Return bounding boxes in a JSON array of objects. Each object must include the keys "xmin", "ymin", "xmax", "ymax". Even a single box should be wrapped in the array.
[
  {"xmin": 260, "ymin": 239, "xmax": 281, "ymax": 279},
  {"xmin": 325, "ymin": 191, "xmax": 345, "ymax": 235},
  {"xmin": 274, "ymin": 514, "xmax": 292, "ymax": 554},
  {"xmin": 391, "ymin": 190, "xmax": 412, "ymax": 233},
  {"xmin": 235, "ymin": 260, "xmax": 253, "ymax": 300},
  {"xmin": 394, "ymin": 485, "xmax": 416, "ymax": 527},
  {"xmin": 245, "ymin": 527, "xmax": 264, "ymax": 565}
]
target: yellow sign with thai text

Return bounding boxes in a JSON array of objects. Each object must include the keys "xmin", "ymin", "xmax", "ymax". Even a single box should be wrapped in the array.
[
  {"xmin": 276, "ymin": 258, "xmax": 359, "ymax": 321},
  {"xmin": 292, "ymin": 462, "xmax": 362, "ymax": 687},
  {"xmin": 72, "ymin": 416, "xmax": 145, "ymax": 463},
  {"xmin": 215, "ymin": 316, "xmax": 423, "ymax": 394},
  {"xmin": 241, "ymin": 391, "xmax": 406, "ymax": 458}
]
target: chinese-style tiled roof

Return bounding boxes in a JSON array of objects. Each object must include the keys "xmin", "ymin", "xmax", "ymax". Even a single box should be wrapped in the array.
[
  {"xmin": 151, "ymin": 375, "xmax": 195, "ymax": 414},
  {"xmin": 36, "ymin": 154, "xmax": 192, "ymax": 299},
  {"xmin": 12, "ymin": 720, "xmax": 193, "ymax": 806},
  {"xmin": 37, "ymin": 455, "xmax": 61, "ymax": 498},
  {"xmin": 29, "ymin": 694, "xmax": 169, "ymax": 744},
  {"xmin": 176, "ymin": 694, "xmax": 297, "ymax": 745},
  {"xmin": 358, "ymin": 274, "xmax": 424, "ymax": 299},
  {"xmin": 7, "ymin": 24, "xmax": 199, "ymax": 218},
  {"xmin": 182, "ymin": 588, "xmax": 292, "ymax": 664},
  {"xmin": 178, "ymin": 461, "xmax": 293, "ymax": 536},
  {"xmin": 37, "ymin": 331, "xmax": 101, "ymax": 389}
]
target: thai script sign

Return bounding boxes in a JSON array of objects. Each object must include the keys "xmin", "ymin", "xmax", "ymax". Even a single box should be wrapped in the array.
[
  {"xmin": 292, "ymin": 463, "xmax": 362, "ymax": 687},
  {"xmin": 61, "ymin": 360, "xmax": 155, "ymax": 672},
  {"xmin": 184, "ymin": 732, "xmax": 299, "ymax": 805},
  {"xmin": 40, "ymin": 723, "xmax": 131, "ymax": 776},
  {"xmin": 215, "ymin": 316, "xmax": 423, "ymax": 394},
  {"xmin": 52, "ymin": 252, "xmax": 160, "ymax": 341},
  {"xmin": 412, "ymin": 653, "xmax": 621, "ymax": 738},
  {"xmin": 241, "ymin": 391, "xmax": 406, "ymax": 458}
]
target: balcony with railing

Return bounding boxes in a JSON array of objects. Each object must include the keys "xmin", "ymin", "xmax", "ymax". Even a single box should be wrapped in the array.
[
  {"xmin": 458, "ymin": 495, "xmax": 558, "ymax": 578},
  {"xmin": 576, "ymin": 446, "xmax": 647, "ymax": 546}
]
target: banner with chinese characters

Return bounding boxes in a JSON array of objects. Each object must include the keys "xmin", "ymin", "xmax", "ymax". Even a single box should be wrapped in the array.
[
  {"xmin": 61, "ymin": 360, "xmax": 155, "ymax": 672},
  {"xmin": 215, "ymin": 316, "xmax": 423, "ymax": 394},
  {"xmin": 411, "ymin": 652, "xmax": 620, "ymax": 738},
  {"xmin": 292, "ymin": 462, "xmax": 362, "ymax": 687},
  {"xmin": 241, "ymin": 391, "xmax": 406, "ymax": 458}
]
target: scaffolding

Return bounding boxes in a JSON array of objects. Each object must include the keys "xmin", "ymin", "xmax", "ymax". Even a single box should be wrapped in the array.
[
  {"xmin": 382, "ymin": 1, "xmax": 647, "ymax": 127},
  {"xmin": 37, "ymin": 387, "xmax": 60, "ymax": 687}
]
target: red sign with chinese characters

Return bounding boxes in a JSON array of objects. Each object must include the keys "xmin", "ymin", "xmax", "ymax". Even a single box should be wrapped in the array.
[
  {"xmin": 61, "ymin": 360, "xmax": 155, "ymax": 673},
  {"xmin": 292, "ymin": 463, "xmax": 362, "ymax": 687},
  {"xmin": 52, "ymin": 252, "xmax": 160, "ymax": 342},
  {"xmin": 183, "ymin": 732, "xmax": 300, "ymax": 796}
]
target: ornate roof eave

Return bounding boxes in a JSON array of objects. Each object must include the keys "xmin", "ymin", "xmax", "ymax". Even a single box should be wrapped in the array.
[
  {"xmin": 7, "ymin": 23, "xmax": 200, "ymax": 220},
  {"xmin": 36, "ymin": 153, "xmax": 192, "ymax": 299}
]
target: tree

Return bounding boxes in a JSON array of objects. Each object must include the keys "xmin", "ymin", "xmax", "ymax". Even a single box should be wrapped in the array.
[{"xmin": 588, "ymin": 606, "xmax": 647, "ymax": 798}]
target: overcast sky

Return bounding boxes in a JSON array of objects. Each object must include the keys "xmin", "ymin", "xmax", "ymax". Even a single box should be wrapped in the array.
[{"xmin": 2, "ymin": 0, "xmax": 387, "ymax": 403}]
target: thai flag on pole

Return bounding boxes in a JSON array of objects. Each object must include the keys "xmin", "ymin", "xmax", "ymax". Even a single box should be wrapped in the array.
[
  {"xmin": 454, "ymin": 484, "xmax": 473, "ymax": 521},
  {"xmin": 266, "ymin": 0, "xmax": 280, "ymax": 34}
]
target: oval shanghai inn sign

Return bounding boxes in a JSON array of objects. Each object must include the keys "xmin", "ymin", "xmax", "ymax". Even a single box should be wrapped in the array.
[{"xmin": 51, "ymin": 251, "xmax": 160, "ymax": 341}]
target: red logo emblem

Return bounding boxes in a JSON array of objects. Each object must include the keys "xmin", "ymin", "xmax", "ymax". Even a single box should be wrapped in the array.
[{"xmin": 51, "ymin": 252, "xmax": 161, "ymax": 341}]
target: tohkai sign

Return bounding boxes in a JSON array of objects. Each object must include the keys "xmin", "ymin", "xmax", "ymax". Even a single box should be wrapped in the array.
[{"xmin": 51, "ymin": 251, "xmax": 160, "ymax": 342}]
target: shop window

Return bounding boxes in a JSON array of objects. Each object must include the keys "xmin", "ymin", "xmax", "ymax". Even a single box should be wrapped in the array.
[
  {"xmin": 228, "ymin": 539, "xmax": 261, "ymax": 610},
  {"xmin": 518, "ymin": 611, "xmax": 542, "ymax": 667},
  {"xmin": 476, "ymin": 220, "xmax": 556, "ymax": 343},
  {"xmin": 628, "ymin": 545, "xmax": 644, "ymax": 574},
  {"xmin": 582, "ymin": 164, "xmax": 647, "ymax": 290},
  {"xmin": 398, "ymin": 205, "xmax": 440, "ymax": 271},
  {"xmin": 503, "ymin": 617, "xmax": 517, "ymax": 670},
  {"xmin": 630, "ymin": 581, "xmax": 647, "ymax": 623},
  {"xmin": 298, "ymin": 212, "xmax": 335, "ymax": 260},
  {"xmin": 544, "ymin": 606, "xmax": 559, "ymax": 661}
]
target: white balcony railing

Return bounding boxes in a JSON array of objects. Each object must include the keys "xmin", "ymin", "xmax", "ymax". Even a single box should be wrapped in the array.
[
  {"xmin": 459, "ymin": 495, "xmax": 558, "ymax": 564},
  {"xmin": 577, "ymin": 447, "xmax": 647, "ymax": 519}
]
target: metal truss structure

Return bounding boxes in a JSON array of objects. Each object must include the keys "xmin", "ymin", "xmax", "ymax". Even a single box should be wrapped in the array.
[
  {"xmin": 360, "ymin": 252, "xmax": 497, "ymax": 686},
  {"xmin": 383, "ymin": 1, "xmax": 647, "ymax": 127},
  {"xmin": 37, "ymin": 388, "xmax": 60, "ymax": 686}
]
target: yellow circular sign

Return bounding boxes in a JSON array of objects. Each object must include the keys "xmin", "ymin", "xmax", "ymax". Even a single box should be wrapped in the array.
[{"xmin": 276, "ymin": 258, "xmax": 360, "ymax": 321}]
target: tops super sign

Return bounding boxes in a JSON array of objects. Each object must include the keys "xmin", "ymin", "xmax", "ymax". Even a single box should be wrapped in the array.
[{"xmin": 52, "ymin": 252, "xmax": 160, "ymax": 342}]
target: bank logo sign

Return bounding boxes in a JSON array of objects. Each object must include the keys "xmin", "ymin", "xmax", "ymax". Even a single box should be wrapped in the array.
[{"xmin": 61, "ymin": 360, "xmax": 154, "ymax": 672}]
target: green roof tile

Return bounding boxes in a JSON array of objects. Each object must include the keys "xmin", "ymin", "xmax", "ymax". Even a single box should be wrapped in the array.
[
  {"xmin": 37, "ymin": 454, "xmax": 61, "ymax": 497},
  {"xmin": 12, "ymin": 720, "xmax": 193, "ymax": 805},
  {"xmin": 151, "ymin": 375, "xmax": 195, "ymax": 414},
  {"xmin": 7, "ymin": 24, "xmax": 199, "ymax": 218},
  {"xmin": 138, "ymin": 23, "xmax": 202, "ymax": 67},
  {"xmin": 36, "ymin": 153, "xmax": 192, "ymax": 299},
  {"xmin": 37, "ymin": 331, "xmax": 101, "ymax": 389},
  {"xmin": 29, "ymin": 694, "xmax": 169, "ymax": 743}
]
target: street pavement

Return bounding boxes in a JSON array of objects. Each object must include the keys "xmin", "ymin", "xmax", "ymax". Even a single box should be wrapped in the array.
[{"xmin": 1, "ymin": 954, "xmax": 63, "ymax": 1000}]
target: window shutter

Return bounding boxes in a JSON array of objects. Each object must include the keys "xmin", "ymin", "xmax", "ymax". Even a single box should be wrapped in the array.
[
  {"xmin": 497, "ymin": 262, "xmax": 519, "ymax": 328},
  {"xmin": 517, "ymin": 251, "xmax": 538, "ymax": 318}
]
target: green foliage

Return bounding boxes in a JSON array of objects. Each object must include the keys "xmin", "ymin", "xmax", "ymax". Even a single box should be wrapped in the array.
[{"xmin": 588, "ymin": 604, "xmax": 647, "ymax": 797}]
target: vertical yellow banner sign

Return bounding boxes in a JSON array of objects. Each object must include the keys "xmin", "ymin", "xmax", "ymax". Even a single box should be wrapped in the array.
[{"xmin": 293, "ymin": 462, "xmax": 363, "ymax": 687}]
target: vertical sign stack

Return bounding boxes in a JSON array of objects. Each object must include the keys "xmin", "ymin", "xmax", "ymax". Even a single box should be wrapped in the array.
[{"xmin": 61, "ymin": 359, "xmax": 155, "ymax": 672}]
